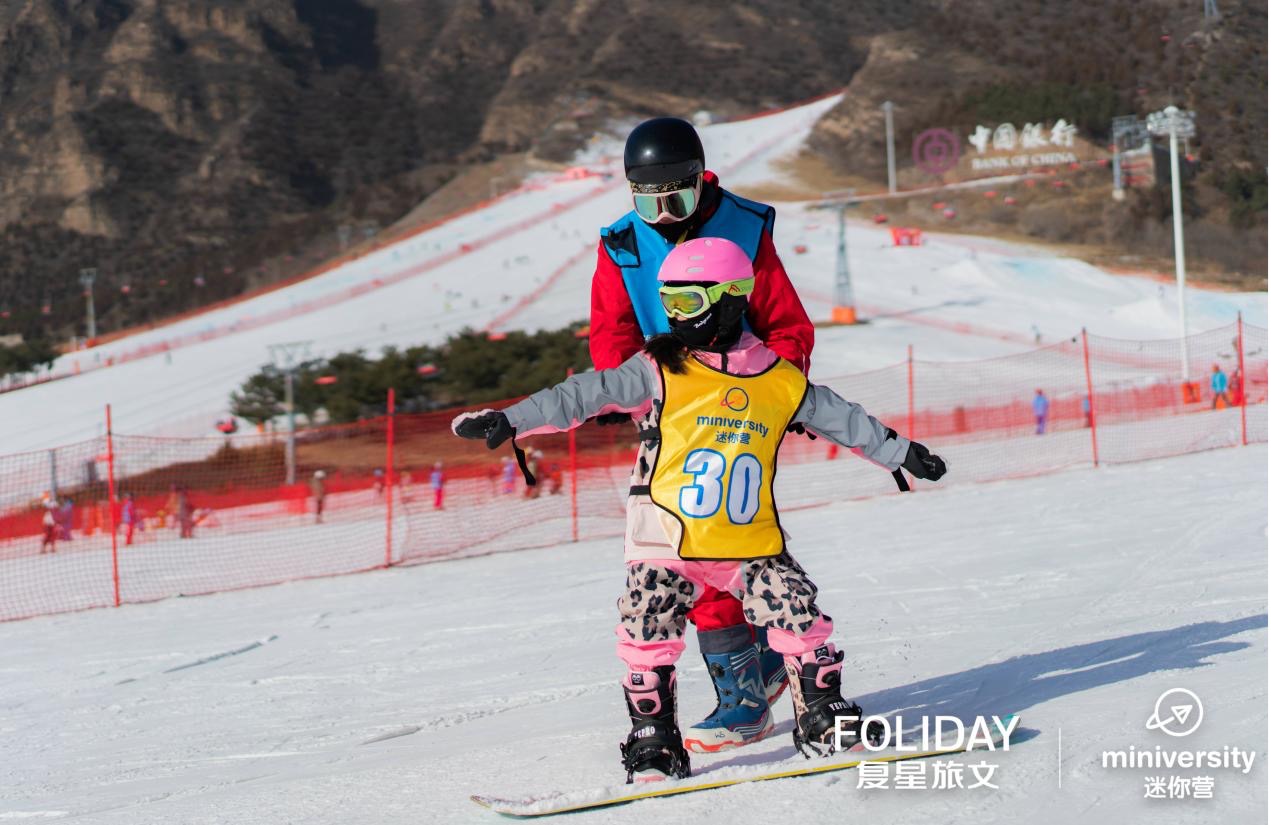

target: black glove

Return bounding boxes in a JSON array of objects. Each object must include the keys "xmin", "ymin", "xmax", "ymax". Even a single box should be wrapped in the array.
[
  {"xmin": 786, "ymin": 422, "xmax": 817, "ymax": 440},
  {"xmin": 595, "ymin": 411, "xmax": 630, "ymax": 426},
  {"xmin": 451, "ymin": 409, "xmax": 515, "ymax": 450},
  {"xmin": 902, "ymin": 441, "xmax": 947, "ymax": 481}
]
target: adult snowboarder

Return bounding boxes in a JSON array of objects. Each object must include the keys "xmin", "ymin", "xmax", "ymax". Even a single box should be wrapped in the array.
[
  {"xmin": 587, "ymin": 117, "xmax": 815, "ymax": 752},
  {"xmin": 453, "ymin": 238, "xmax": 947, "ymax": 780}
]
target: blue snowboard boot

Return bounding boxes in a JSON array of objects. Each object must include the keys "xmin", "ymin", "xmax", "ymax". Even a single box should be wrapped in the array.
[
  {"xmin": 684, "ymin": 626, "xmax": 774, "ymax": 753},
  {"xmin": 755, "ymin": 625, "xmax": 790, "ymax": 703}
]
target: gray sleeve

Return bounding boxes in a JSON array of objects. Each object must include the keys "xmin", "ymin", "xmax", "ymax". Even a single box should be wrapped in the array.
[
  {"xmin": 792, "ymin": 383, "xmax": 910, "ymax": 470},
  {"xmin": 502, "ymin": 354, "xmax": 656, "ymax": 435}
]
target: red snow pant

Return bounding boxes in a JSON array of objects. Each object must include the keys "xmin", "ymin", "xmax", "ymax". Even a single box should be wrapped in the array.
[{"xmin": 686, "ymin": 584, "xmax": 747, "ymax": 631}]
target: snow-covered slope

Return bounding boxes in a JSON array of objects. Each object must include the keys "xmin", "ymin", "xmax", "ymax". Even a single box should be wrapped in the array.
[
  {"xmin": 0, "ymin": 92, "xmax": 1264, "ymax": 455},
  {"xmin": 2, "ymin": 445, "xmax": 1264, "ymax": 823}
]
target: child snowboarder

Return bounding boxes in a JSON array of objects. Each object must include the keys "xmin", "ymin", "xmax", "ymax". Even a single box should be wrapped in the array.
[{"xmin": 453, "ymin": 238, "xmax": 947, "ymax": 781}]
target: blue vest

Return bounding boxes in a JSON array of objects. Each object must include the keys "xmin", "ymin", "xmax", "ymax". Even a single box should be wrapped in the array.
[{"xmin": 600, "ymin": 189, "xmax": 775, "ymax": 336}]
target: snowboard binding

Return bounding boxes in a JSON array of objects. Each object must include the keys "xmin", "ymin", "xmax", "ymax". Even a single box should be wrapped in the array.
[
  {"xmin": 785, "ymin": 645, "xmax": 885, "ymax": 758},
  {"xmin": 620, "ymin": 666, "xmax": 692, "ymax": 783}
]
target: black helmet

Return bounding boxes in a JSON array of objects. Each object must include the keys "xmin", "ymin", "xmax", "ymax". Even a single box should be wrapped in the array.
[{"xmin": 624, "ymin": 118, "xmax": 705, "ymax": 185}]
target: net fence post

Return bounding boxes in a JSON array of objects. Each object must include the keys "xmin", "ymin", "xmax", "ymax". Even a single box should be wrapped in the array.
[
  {"xmin": 567, "ymin": 368, "xmax": 579, "ymax": 543},
  {"xmin": 1081, "ymin": 328, "xmax": 1100, "ymax": 467},
  {"xmin": 1237, "ymin": 313, "xmax": 1248, "ymax": 446},
  {"xmin": 907, "ymin": 344, "xmax": 915, "ymax": 438},
  {"xmin": 906, "ymin": 345, "xmax": 915, "ymax": 488},
  {"xmin": 385, "ymin": 388, "xmax": 395, "ymax": 568},
  {"xmin": 106, "ymin": 404, "xmax": 120, "ymax": 607}
]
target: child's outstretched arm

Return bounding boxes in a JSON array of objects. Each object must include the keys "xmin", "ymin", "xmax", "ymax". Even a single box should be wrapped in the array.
[
  {"xmin": 452, "ymin": 354, "xmax": 656, "ymax": 449},
  {"xmin": 793, "ymin": 384, "xmax": 947, "ymax": 480}
]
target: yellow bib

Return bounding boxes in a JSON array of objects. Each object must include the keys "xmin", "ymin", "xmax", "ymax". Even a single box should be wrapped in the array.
[{"xmin": 649, "ymin": 355, "xmax": 808, "ymax": 560}]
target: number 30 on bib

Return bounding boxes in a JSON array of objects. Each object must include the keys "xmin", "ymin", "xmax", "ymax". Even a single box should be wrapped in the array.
[{"xmin": 678, "ymin": 448, "xmax": 763, "ymax": 525}]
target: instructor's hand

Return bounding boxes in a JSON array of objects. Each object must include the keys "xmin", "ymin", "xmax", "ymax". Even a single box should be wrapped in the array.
[
  {"xmin": 902, "ymin": 441, "xmax": 946, "ymax": 481},
  {"xmin": 451, "ymin": 409, "xmax": 515, "ymax": 449}
]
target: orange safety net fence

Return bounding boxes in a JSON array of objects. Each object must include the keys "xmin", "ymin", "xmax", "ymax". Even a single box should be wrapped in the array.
[{"xmin": 0, "ymin": 321, "xmax": 1263, "ymax": 622}]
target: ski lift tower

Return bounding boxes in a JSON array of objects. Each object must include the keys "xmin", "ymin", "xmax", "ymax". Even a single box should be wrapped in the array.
[
  {"xmin": 1146, "ymin": 105, "xmax": 1197, "ymax": 380},
  {"xmin": 78, "ymin": 267, "xmax": 97, "ymax": 341},
  {"xmin": 1110, "ymin": 115, "xmax": 1148, "ymax": 198},
  {"xmin": 818, "ymin": 189, "xmax": 859, "ymax": 325},
  {"xmin": 269, "ymin": 341, "xmax": 312, "ymax": 485}
]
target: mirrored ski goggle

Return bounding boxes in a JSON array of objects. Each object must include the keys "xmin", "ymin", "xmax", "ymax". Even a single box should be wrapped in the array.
[
  {"xmin": 631, "ymin": 176, "xmax": 701, "ymax": 223},
  {"xmin": 658, "ymin": 277, "xmax": 755, "ymax": 319}
]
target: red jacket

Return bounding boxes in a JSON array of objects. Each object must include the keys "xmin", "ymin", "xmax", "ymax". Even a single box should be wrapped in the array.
[{"xmin": 589, "ymin": 181, "xmax": 814, "ymax": 373}]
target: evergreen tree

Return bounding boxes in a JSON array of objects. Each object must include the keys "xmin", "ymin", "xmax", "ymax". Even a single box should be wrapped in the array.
[
  {"xmin": 230, "ymin": 367, "xmax": 286, "ymax": 426},
  {"xmin": 228, "ymin": 325, "xmax": 590, "ymax": 426},
  {"xmin": 0, "ymin": 338, "xmax": 60, "ymax": 379}
]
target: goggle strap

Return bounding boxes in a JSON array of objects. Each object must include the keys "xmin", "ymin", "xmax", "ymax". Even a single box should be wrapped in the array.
[{"xmin": 707, "ymin": 278, "xmax": 754, "ymax": 301}]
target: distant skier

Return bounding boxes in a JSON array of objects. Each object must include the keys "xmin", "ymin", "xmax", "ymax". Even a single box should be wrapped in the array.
[
  {"xmin": 176, "ymin": 486, "xmax": 194, "ymax": 539},
  {"xmin": 310, "ymin": 471, "xmax": 327, "ymax": 524},
  {"xmin": 1033, "ymin": 388, "xmax": 1050, "ymax": 434},
  {"xmin": 524, "ymin": 450, "xmax": 543, "ymax": 499},
  {"xmin": 586, "ymin": 117, "xmax": 816, "ymax": 750},
  {"xmin": 161, "ymin": 483, "xmax": 179, "ymax": 529},
  {"xmin": 1210, "ymin": 364, "xmax": 1230, "ymax": 408},
  {"xmin": 546, "ymin": 462, "xmax": 564, "ymax": 495},
  {"xmin": 1228, "ymin": 367, "xmax": 1244, "ymax": 407},
  {"xmin": 121, "ymin": 492, "xmax": 141, "ymax": 546},
  {"xmin": 40, "ymin": 498, "xmax": 57, "ymax": 554},
  {"xmin": 430, "ymin": 462, "xmax": 445, "ymax": 510},
  {"xmin": 499, "ymin": 456, "xmax": 517, "ymax": 495},
  {"xmin": 56, "ymin": 498, "xmax": 74, "ymax": 541},
  {"xmin": 453, "ymin": 238, "xmax": 947, "ymax": 780}
]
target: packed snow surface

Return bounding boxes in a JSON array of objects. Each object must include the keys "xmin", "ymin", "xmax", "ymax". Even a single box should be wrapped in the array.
[{"xmin": 2, "ymin": 445, "xmax": 1265, "ymax": 823}]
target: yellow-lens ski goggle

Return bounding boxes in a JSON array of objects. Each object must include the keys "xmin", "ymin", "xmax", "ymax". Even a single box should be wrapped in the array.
[{"xmin": 658, "ymin": 277, "xmax": 755, "ymax": 319}]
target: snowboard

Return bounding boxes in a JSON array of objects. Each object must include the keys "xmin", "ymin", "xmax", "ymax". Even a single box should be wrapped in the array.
[{"xmin": 472, "ymin": 713, "xmax": 1019, "ymax": 818}]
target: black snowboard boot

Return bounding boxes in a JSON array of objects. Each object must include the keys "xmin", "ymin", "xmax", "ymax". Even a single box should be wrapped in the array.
[
  {"xmin": 619, "ymin": 666, "xmax": 691, "ymax": 783},
  {"xmin": 785, "ymin": 644, "xmax": 883, "ymax": 757}
]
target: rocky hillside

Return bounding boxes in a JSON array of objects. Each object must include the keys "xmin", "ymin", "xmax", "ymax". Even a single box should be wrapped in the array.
[
  {"xmin": 807, "ymin": 0, "xmax": 1267, "ymax": 283},
  {"xmin": 0, "ymin": 0, "xmax": 1264, "ymax": 343},
  {"xmin": 0, "ymin": 0, "xmax": 907, "ymax": 340}
]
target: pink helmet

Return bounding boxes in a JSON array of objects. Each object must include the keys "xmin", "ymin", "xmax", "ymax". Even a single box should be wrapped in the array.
[{"xmin": 657, "ymin": 237, "xmax": 753, "ymax": 284}]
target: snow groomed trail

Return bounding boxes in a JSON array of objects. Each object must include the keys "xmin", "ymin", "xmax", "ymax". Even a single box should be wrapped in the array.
[
  {"xmin": 2, "ymin": 445, "xmax": 1264, "ymax": 824},
  {"xmin": 0, "ymin": 96, "xmax": 842, "ymax": 450},
  {"xmin": 0, "ymin": 91, "xmax": 1263, "ymax": 453}
]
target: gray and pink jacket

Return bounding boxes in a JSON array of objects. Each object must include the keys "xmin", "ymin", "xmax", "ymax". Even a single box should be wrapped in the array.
[{"xmin": 503, "ymin": 333, "xmax": 910, "ymax": 562}]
